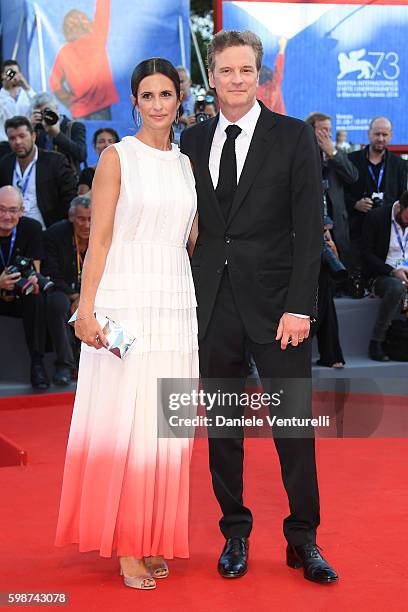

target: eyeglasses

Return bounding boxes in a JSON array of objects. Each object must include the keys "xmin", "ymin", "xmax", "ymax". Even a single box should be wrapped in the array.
[{"xmin": 0, "ymin": 206, "xmax": 21, "ymax": 215}]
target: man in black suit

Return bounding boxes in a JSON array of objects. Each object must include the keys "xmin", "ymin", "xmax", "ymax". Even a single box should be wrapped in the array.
[
  {"xmin": 43, "ymin": 195, "xmax": 91, "ymax": 385},
  {"xmin": 345, "ymin": 117, "xmax": 407, "ymax": 268},
  {"xmin": 361, "ymin": 192, "xmax": 408, "ymax": 361},
  {"xmin": 305, "ymin": 112, "xmax": 358, "ymax": 265},
  {"xmin": 0, "ymin": 185, "xmax": 48, "ymax": 389},
  {"xmin": 180, "ymin": 30, "xmax": 338, "ymax": 584},
  {"xmin": 0, "ymin": 116, "xmax": 77, "ymax": 228}
]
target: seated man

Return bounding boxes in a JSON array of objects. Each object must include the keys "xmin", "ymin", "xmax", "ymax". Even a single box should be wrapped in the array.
[
  {"xmin": 43, "ymin": 195, "xmax": 91, "ymax": 385},
  {"xmin": 30, "ymin": 92, "xmax": 87, "ymax": 175},
  {"xmin": 361, "ymin": 190, "xmax": 408, "ymax": 361},
  {"xmin": 0, "ymin": 116, "xmax": 77, "ymax": 228},
  {"xmin": 0, "ymin": 185, "xmax": 49, "ymax": 389}
]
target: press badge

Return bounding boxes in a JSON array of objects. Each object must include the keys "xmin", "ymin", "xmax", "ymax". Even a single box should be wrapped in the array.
[{"xmin": 396, "ymin": 258, "xmax": 408, "ymax": 269}]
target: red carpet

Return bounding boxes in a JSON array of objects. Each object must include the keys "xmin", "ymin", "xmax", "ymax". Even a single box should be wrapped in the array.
[{"xmin": 0, "ymin": 394, "xmax": 407, "ymax": 611}]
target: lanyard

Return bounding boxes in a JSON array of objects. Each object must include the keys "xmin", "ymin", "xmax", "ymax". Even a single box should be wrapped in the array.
[
  {"xmin": 367, "ymin": 161, "xmax": 384, "ymax": 192},
  {"xmin": 74, "ymin": 234, "xmax": 85, "ymax": 285},
  {"xmin": 392, "ymin": 220, "xmax": 408, "ymax": 258},
  {"xmin": 14, "ymin": 160, "xmax": 36, "ymax": 197},
  {"xmin": 0, "ymin": 227, "xmax": 17, "ymax": 269}
]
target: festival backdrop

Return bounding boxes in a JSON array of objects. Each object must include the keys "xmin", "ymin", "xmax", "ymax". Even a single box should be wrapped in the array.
[
  {"xmin": 221, "ymin": 0, "xmax": 408, "ymax": 144},
  {"xmin": 1, "ymin": 0, "xmax": 190, "ymax": 163}
]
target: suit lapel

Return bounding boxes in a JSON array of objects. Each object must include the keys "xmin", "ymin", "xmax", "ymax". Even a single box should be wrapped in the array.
[
  {"xmin": 227, "ymin": 104, "xmax": 277, "ymax": 225},
  {"xmin": 200, "ymin": 115, "xmax": 226, "ymax": 227}
]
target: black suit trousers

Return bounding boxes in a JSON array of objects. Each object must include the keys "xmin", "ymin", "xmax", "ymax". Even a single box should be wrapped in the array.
[{"xmin": 199, "ymin": 269, "xmax": 320, "ymax": 546}]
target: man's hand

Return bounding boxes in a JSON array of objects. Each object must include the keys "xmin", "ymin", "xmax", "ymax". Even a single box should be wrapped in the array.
[
  {"xmin": 27, "ymin": 274, "xmax": 40, "ymax": 295},
  {"xmin": 187, "ymin": 114, "xmax": 196, "ymax": 126},
  {"xmin": 31, "ymin": 109, "xmax": 43, "ymax": 130},
  {"xmin": 315, "ymin": 130, "xmax": 335, "ymax": 157},
  {"xmin": 15, "ymin": 70, "xmax": 30, "ymax": 91},
  {"xmin": 392, "ymin": 268, "xmax": 408, "ymax": 284},
  {"xmin": 0, "ymin": 270, "xmax": 21, "ymax": 292},
  {"xmin": 354, "ymin": 197, "xmax": 373, "ymax": 213},
  {"xmin": 276, "ymin": 313, "xmax": 310, "ymax": 350}
]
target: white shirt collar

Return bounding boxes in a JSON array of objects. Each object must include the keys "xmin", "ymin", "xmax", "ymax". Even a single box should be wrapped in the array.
[{"xmin": 217, "ymin": 100, "xmax": 261, "ymax": 139}]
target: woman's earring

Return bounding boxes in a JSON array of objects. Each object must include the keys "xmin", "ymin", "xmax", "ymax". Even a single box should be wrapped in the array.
[
  {"xmin": 136, "ymin": 110, "xmax": 142, "ymax": 128},
  {"xmin": 175, "ymin": 108, "xmax": 180, "ymax": 125}
]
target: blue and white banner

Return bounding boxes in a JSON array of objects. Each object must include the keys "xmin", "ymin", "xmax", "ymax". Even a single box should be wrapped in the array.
[
  {"xmin": 5, "ymin": 0, "xmax": 189, "ymax": 162},
  {"xmin": 223, "ymin": 1, "xmax": 408, "ymax": 144}
]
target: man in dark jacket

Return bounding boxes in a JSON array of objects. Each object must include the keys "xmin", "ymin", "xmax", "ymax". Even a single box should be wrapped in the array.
[
  {"xmin": 0, "ymin": 116, "xmax": 77, "ymax": 228},
  {"xmin": 43, "ymin": 195, "xmax": 91, "ymax": 384},
  {"xmin": 345, "ymin": 117, "xmax": 407, "ymax": 268},
  {"xmin": 361, "ymin": 191, "xmax": 408, "ymax": 360},
  {"xmin": 30, "ymin": 92, "xmax": 87, "ymax": 175}
]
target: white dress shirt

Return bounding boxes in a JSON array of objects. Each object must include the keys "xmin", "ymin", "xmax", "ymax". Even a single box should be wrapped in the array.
[
  {"xmin": 209, "ymin": 101, "xmax": 307, "ymax": 319},
  {"xmin": 12, "ymin": 146, "xmax": 46, "ymax": 229},
  {"xmin": 0, "ymin": 87, "xmax": 36, "ymax": 141},
  {"xmin": 386, "ymin": 201, "xmax": 408, "ymax": 269}
]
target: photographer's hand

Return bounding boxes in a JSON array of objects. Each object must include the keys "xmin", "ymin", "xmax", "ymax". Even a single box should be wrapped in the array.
[
  {"xmin": 392, "ymin": 269, "xmax": 408, "ymax": 284},
  {"xmin": 354, "ymin": 197, "xmax": 373, "ymax": 213},
  {"xmin": 27, "ymin": 274, "xmax": 40, "ymax": 295},
  {"xmin": 15, "ymin": 71, "xmax": 30, "ymax": 91},
  {"xmin": 0, "ymin": 270, "xmax": 21, "ymax": 291},
  {"xmin": 31, "ymin": 109, "xmax": 43, "ymax": 129}
]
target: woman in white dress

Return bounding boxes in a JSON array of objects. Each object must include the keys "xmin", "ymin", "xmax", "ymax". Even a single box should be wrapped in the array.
[{"xmin": 55, "ymin": 58, "xmax": 198, "ymax": 590}]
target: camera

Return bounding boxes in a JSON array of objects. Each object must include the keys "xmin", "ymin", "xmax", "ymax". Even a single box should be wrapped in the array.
[
  {"xmin": 5, "ymin": 68, "xmax": 17, "ymax": 80},
  {"xmin": 194, "ymin": 93, "xmax": 215, "ymax": 124},
  {"xmin": 34, "ymin": 107, "xmax": 59, "ymax": 130},
  {"xmin": 322, "ymin": 239, "xmax": 348, "ymax": 281},
  {"xmin": 371, "ymin": 192, "xmax": 384, "ymax": 208},
  {"xmin": 6, "ymin": 255, "xmax": 54, "ymax": 297}
]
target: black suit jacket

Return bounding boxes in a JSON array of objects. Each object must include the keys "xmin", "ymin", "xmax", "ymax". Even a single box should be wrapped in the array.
[
  {"xmin": 360, "ymin": 204, "xmax": 394, "ymax": 278},
  {"xmin": 0, "ymin": 148, "xmax": 77, "ymax": 227},
  {"xmin": 180, "ymin": 102, "xmax": 323, "ymax": 342},
  {"xmin": 42, "ymin": 219, "xmax": 79, "ymax": 295},
  {"xmin": 344, "ymin": 146, "xmax": 407, "ymax": 239}
]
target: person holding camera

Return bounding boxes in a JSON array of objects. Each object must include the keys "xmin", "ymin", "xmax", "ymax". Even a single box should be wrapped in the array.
[
  {"xmin": 0, "ymin": 60, "xmax": 37, "ymax": 159},
  {"xmin": 43, "ymin": 195, "xmax": 91, "ymax": 385},
  {"xmin": 345, "ymin": 117, "xmax": 408, "ymax": 269},
  {"xmin": 361, "ymin": 191, "xmax": 408, "ymax": 361},
  {"xmin": 30, "ymin": 93, "xmax": 87, "ymax": 176},
  {"xmin": 0, "ymin": 116, "xmax": 77, "ymax": 229},
  {"xmin": 0, "ymin": 185, "xmax": 49, "ymax": 389}
]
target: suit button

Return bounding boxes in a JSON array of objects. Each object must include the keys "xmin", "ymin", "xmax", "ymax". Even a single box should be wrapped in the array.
[{"xmin": 225, "ymin": 236, "xmax": 231, "ymax": 243}]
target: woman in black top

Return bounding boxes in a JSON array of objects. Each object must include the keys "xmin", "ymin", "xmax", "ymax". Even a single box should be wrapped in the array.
[{"xmin": 78, "ymin": 127, "xmax": 119, "ymax": 194}]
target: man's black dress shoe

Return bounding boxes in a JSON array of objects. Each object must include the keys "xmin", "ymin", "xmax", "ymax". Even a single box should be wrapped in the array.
[
  {"xmin": 30, "ymin": 361, "xmax": 50, "ymax": 390},
  {"xmin": 287, "ymin": 544, "xmax": 338, "ymax": 584},
  {"xmin": 218, "ymin": 537, "xmax": 249, "ymax": 578},
  {"xmin": 369, "ymin": 340, "xmax": 390, "ymax": 362},
  {"xmin": 53, "ymin": 366, "xmax": 72, "ymax": 386}
]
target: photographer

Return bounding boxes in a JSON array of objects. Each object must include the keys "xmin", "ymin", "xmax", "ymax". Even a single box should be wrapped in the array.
[
  {"xmin": 187, "ymin": 92, "xmax": 217, "ymax": 126},
  {"xmin": 0, "ymin": 60, "xmax": 36, "ymax": 158},
  {"xmin": 43, "ymin": 195, "xmax": 92, "ymax": 385},
  {"xmin": 345, "ymin": 117, "xmax": 408, "ymax": 268},
  {"xmin": 0, "ymin": 185, "xmax": 49, "ymax": 389},
  {"xmin": 30, "ymin": 92, "xmax": 87, "ymax": 175},
  {"xmin": 361, "ymin": 191, "xmax": 408, "ymax": 361}
]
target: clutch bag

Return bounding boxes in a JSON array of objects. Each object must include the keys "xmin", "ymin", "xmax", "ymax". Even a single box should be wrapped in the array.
[{"xmin": 68, "ymin": 310, "xmax": 136, "ymax": 360}]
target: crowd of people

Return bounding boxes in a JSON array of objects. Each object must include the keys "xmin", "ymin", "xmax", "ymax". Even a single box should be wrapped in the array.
[{"xmin": 0, "ymin": 54, "xmax": 407, "ymax": 391}]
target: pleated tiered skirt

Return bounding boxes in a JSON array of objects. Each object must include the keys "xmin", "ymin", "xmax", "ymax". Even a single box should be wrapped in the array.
[{"xmin": 55, "ymin": 242, "xmax": 198, "ymax": 558}]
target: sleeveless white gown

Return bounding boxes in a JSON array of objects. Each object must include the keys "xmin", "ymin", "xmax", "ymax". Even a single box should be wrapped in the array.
[{"xmin": 55, "ymin": 136, "xmax": 198, "ymax": 559}]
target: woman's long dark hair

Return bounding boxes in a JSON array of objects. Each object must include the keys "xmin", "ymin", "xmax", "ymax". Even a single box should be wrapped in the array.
[{"xmin": 131, "ymin": 58, "xmax": 181, "ymax": 143}]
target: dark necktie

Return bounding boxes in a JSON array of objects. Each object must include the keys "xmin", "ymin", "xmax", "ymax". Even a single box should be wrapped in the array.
[{"xmin": 216, "ymin": 124, "xmax": 242, "ymax": 221}]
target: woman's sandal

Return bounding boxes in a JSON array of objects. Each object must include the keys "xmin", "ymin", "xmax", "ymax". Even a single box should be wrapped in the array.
[
  {"xmin": 144, "ymin": 556, "xmax": 169, "ymax": 579},
  {"xmin": 119, "ymin": 566, "xmax": 156, "ymax": 590}
]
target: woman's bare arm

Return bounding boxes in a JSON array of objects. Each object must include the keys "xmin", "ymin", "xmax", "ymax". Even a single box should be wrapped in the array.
[{"xmin": 187, "ymin": 213, "xmax": 198, "ymax": 258}]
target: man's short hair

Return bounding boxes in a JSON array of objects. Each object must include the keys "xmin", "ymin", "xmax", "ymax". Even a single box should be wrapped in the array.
[
  {"xmin": 369, "ymin": 116, "xmax": 393, "ymax": 130},
  {"xmin": 176, "ymin": 65, "xmax": 190, "ymax": 79},
  {"xmin": 4, "ymin": 115, "xmax": 34, "ymax": 134},
  {"xmin": 1, "ymin": 59, "xmax": 20, "ymax": 73},
  {"xmin": 207, "ymin": 30, "xmax": 263, "ymax": 73},
  {"xmin": 69, "ymin": 195, "xmax": 91, "ymax": 215},
  {"xmin": 305, "ymin": 112, "xmax": 331, "ymax": 128},
  {"xmin": 30, "ymin": 91, "xmax": 59, "ymax": 112},
  {"xmin": 399, "ymin": 191, "xmax": 408, "ymax": 210}
]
